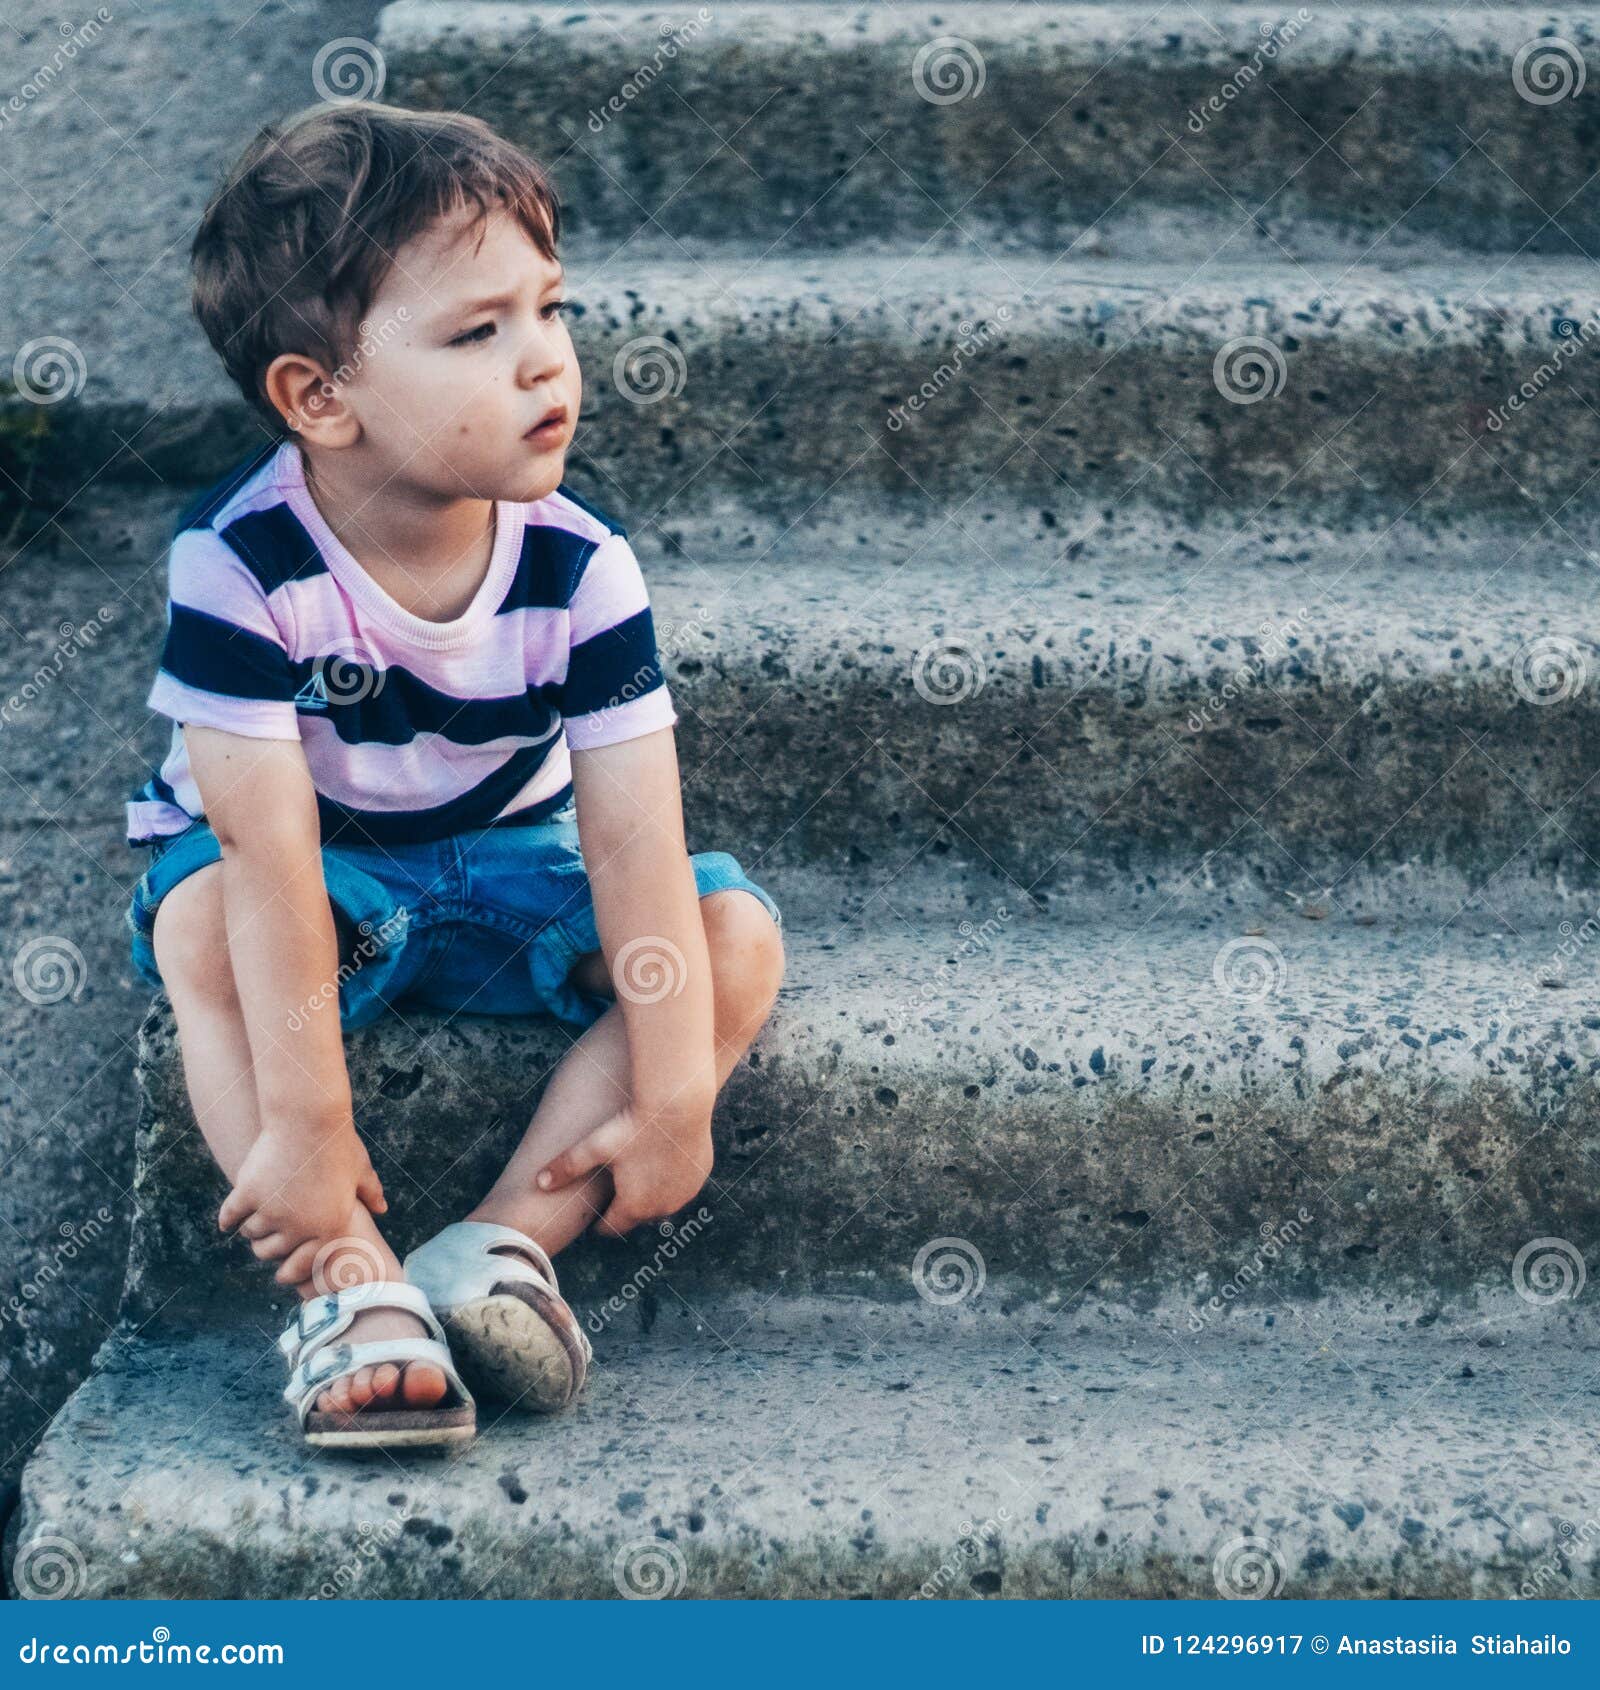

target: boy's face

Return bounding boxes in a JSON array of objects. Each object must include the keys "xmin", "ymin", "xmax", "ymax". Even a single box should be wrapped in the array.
[{"xmin": 336, "ymin": 205, "xmax": 581, "ymax": 503}]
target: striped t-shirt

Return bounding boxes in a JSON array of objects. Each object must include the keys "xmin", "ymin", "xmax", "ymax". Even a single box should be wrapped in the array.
[{"xmin": 126, "ymin": 440, "xmax": 676, "ymax": 850}]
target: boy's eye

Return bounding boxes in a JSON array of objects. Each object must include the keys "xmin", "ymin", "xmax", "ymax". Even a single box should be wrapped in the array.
[{"xmin": 450, "ymin": 301, "xmax": 568, "ymax": 346}]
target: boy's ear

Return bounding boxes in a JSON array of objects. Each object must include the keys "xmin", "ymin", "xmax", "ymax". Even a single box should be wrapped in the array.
[{"xmin": 262, "ymin": 350, "xmax": 359, "ymax": 446}]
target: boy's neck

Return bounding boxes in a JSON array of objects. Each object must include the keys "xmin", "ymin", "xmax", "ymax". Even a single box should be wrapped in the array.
[{"xmin": 298, "ymin": 442, "xmax": 496, "ymax": 586}]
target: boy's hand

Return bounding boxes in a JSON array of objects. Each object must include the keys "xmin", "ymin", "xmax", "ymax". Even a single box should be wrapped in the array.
[
  {"xmin": 536, "ymin": 1103, "xmax": 713, "ymax": 1237},
  {"xmin": 218, "ymin": 1126, "xmax": 386, "ymax": 1264}
]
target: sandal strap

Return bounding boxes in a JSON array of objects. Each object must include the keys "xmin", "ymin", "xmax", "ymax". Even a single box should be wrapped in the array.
[
  {"xmin": 404, "ymin": 1221, "xmax": 562, "ymax": 1312},
  {"xmin": 277, "ymin": 1279, "xmax": 444, "ymax": 1368},
  {"xmin": 282, "ymin": 1333, "xmax": 474, "ymax": 1427}
]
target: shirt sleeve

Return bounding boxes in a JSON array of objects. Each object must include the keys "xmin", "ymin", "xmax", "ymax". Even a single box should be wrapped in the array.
[
  {"xmin": 559, "ymin": 532, "xmax": 679, "ymax": 750},
  {"xmin": 144, "ymin": 527, "xmax": 302, "ymax": 740}
]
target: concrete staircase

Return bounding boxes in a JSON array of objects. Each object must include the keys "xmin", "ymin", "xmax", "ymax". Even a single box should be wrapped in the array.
[{"xmin": 10, "ymin": 4, "xmax": 1600, "ymax": 1599}]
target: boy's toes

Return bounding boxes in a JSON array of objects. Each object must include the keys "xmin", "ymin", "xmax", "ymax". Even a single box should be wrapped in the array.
[
  {"xmin": 300, "ymin": 1305, "xmax": 454, "ymax": 1419},
  {"xmin": 400, "ymin": 1360, "xmax": 449, "ymax": 1408},
  {"xmin": 312, "ymin": 1361, "xmax": 445, "ymax": 1417},
  {"xmin": 368, "ymin": 1362, "xmax": 401, "ymax": 1403},
  {"xmin": 345, "ymin": 1364, "xmax": 382, "ymax": 1408},
  {"xmin": 320, "ymin": 1375, "xmax": 358, "ymax": 1417}
]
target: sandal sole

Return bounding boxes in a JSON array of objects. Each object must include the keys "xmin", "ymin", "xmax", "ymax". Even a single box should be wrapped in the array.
[
  {"xmin": 303, "ymin": 1405, "xmax": 476, "ymax": 1450},
  {"xmin": 442, "ymin": 1281, "xmax": 589, "ymax": 1412}
]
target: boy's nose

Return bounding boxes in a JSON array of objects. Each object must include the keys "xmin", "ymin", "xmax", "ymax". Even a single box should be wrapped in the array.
[{"xmin": 515, "ymin": 336, "xmax": 565, "ymax": 389}]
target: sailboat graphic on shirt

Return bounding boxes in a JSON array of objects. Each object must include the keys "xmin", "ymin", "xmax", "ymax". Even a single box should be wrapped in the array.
[{"xmin": 293, "ymin": 668, "xmax": 331, "ymax": 713}]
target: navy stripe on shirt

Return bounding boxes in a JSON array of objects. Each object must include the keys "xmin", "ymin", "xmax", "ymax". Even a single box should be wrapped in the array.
[
  {"xmin": 499, "ymin": 524, "xmax": 598, "ymax": 614},
  {"xmin": 313, "ymin": 742, "xmax": 570, "ymax": 847},
  {"xmin": 561, "ymin": 608, "xmax": 665, "ymax": 718},
  {"xmin": 162, "ymin": 604, "xmax": 297, "ymax": 701}
]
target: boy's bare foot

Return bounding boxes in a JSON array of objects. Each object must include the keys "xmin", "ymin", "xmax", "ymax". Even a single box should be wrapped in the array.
[
  {"xmin": 279, "ymin": 1277, "xmax": 476, "ymax": 1451},
  {"xmin": 309, "ymin": 1302, "xmax": 450, "ymax": 1418}
]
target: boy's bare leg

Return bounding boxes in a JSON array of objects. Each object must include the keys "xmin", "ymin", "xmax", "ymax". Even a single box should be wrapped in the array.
[
  {"xmin": 154, "ymin": 865, "xmax": 445, "ymax": 1416},
  {"xmin": 467, "ymin": 897, "xmax": 782, "ymax": 1255},
  {"xmin": 463, "ymin": 998, "xmax": 627, "ymax": 1253}
]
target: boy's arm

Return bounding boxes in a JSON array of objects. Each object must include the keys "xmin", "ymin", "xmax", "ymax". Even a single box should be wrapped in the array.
[
  {"xmin": 184, "ymin": 725, "xmax": 386, "ymax": 1260},
  {"xmin": 538, "ymin": 726, "xmax": 718, "ymax": 1234}
]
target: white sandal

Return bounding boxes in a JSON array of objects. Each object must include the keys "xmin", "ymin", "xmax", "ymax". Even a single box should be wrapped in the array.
[
  {"xmin": 278, "ymin": 1280, "xmax": 476, "ymax": 1450},
  {"xmin": 404, "ymin": 1221, "xmax": 592, "ymax": 1413}
]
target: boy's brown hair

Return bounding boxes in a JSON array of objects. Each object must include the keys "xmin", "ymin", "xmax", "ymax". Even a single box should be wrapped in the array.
[{"xmin": 191, "ymin": 100, "xmax": 562, "ymax": 435}]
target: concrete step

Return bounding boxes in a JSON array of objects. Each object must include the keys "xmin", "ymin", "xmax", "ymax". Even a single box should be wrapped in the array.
[
  {"xmin": 0, "ymin": 0, "xmax": 435, "ymax": 1485},
  {"xmin": 646, "ymin": 518, "xmax": 1600, "ymax": 895},
  {"xmin": 124, "ymin": 903, "xmax": 1600, "ymax": 1327},
  {"xmin": 0, "ymin": 0, "xmax": 379, "ymax": 511},
  {"xmin": 562, "ymin": 251, "xmax": 1600, "ymax": 517},
  {"xmin": 18, "ymin": 248, "xmax": 1600, "ymax": 513},
  {"xmin": 13, "ymin": 1300, "xmax": 1598, "ymax": 1597},
  {"xmin": 379, "ymin": 3, "xmax": 1600, "ymax": 254},
  {"xmin": 34, "ymin": 483, "xmax": 1600, "ymax": 898}
]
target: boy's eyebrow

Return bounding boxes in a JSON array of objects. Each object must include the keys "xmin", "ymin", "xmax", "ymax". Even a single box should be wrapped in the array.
[{"xmin": 437, "ymin": 267, "xmax": 566, "ymax": 324}]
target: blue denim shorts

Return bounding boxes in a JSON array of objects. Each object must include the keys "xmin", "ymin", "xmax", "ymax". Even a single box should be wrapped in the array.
[{"xmin": 126, "ymin": 798, "xmax": 782, "ymax": 1034}]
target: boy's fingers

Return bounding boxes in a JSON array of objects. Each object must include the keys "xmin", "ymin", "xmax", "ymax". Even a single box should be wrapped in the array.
[
  {"xmin": 593, "ymin": 1198, "xmax": 641, "ymax": 1238},
  {"xmin": 238, "ymin": 1213, "xmax": 273, "ymax": 1241},
  {"xmin": 537, "ymin": 1126, "xmax": 618, "ymax": 1192},
  {"xmin": 249, "ymin": 1232, "xmax": 292, "ymax": 1262},
  {"xmin": 276, "ymin": 1240, "xmax": 323, "ymax": 1288},
  {"xmin": 357, "ymin": 1164, "xmax": 387, "ymax": 1215},
  {"xmin": 217, "ymin": 1189, "xmax": 252, "ymax": 1232}
]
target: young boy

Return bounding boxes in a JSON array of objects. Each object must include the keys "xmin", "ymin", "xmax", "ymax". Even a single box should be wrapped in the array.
[{"xmin": 124, "ymin": 102, "xmax": 785, "ymax": 1450}]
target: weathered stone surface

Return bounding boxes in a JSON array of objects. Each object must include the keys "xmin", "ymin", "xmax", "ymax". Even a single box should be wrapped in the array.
[
  {"xmin": 125, "ymin": 910, "xmax": 1600, "ymax": 1324},
  {"xmin": 0, "ymin": 819, "xmax": 137, "ymax": 1485},
  {"xmin": 13, "ymin": 1300, "xmax": 1598, "ymax": 1598},
  {"xmin": 10, "ymin": 0, "xmax": 1600, "ymax": 1604},
  {"xmin": 543, "ymin": 252, "xmax": 1600, "ymax": 515},
  {"xmin": 18, "ymin": 3, "xmax": 1600, "ymax": 514},
  {"xmin": 17, "ymin": 249, "xmax": 1600, "ymax": 513},
  {"xmin": 0, "ymin": 513, "xmax": 189, "ymax": 1481},
  {"xmin": 0, "ymin": 0, "xmax": 379, "ymax": 1477},
  {"xmin": 55, "ymin": 483, "xmax": 1600, "ymax": 901},
  {"xmin": 645, "ymin": 514, "xmax": 1600, "ymax": 894},
  {"xmin": 0, "ymin": 0, "xmax": 378, "ymax": 508},
  {"xmin": 381, "ymin": 4, "xmax": 1600, "ymax": 253},
  {"xmin": 10, "ymin": 475, "xmax": 1597, "ymax": 1487}
]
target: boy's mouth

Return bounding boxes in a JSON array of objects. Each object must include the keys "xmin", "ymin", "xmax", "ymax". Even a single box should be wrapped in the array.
[{"xmin": 524, "ymin": 404, "xmax": 570, "ymax": 446}]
